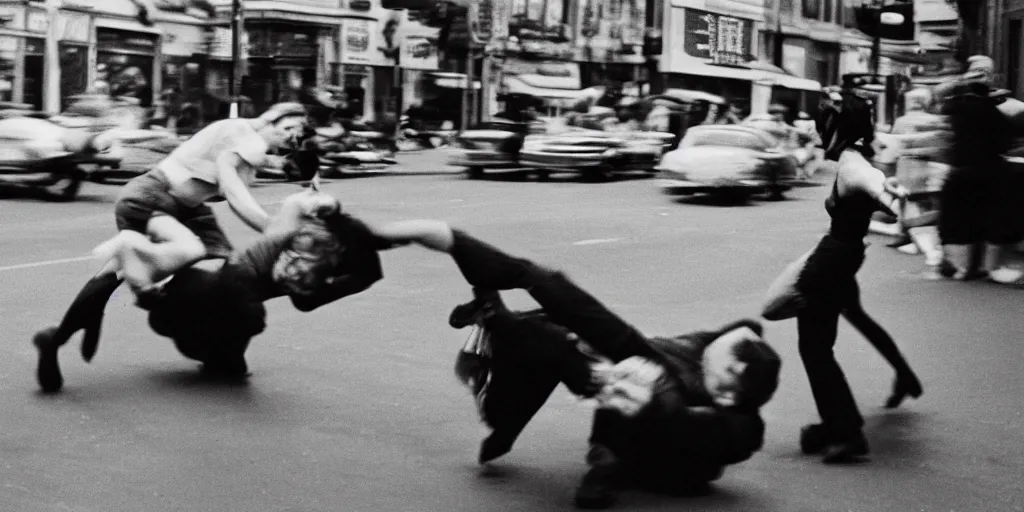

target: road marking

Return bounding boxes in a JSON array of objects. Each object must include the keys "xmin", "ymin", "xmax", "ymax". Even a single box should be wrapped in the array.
[
  {"xmin": 572, "ymin": 238, "xmax": 622, "ymax": 246},
  {"xmin": 0, "ymin": 255, "xmax": 93, "ymax": 273}
]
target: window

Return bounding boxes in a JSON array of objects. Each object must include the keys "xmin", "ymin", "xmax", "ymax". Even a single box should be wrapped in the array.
[
  {"xmin": 823, "ymin": 0, "xmax": 834, "ymax": 22},
  {"xmin": 803, "ymin": 0, "xmax": 820, "ymax": 20},
  {"xmin": 0, "ymin": 36, "xmax": 16, "ymax": 103}
]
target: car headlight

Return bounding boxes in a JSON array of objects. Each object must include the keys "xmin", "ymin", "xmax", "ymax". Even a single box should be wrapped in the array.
[{"xmin": 601, "ymin": 149, "xmax": 620, "ymax": 158}]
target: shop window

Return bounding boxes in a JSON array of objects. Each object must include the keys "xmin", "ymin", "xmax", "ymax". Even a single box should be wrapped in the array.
[
  {"xmin": 802, "ymin": 0, "xmax": 820, "ymax": 21},
  {"xmin": 0, "ymin": 36, "xmax": 15, "ymax": 104},
  {"xmin": 59, "ymin": 43, "xmax": 89, "ymax": 108},
  {"xmin": 24, "ymin": 38, "xmax": 44, "ymax": 110}
]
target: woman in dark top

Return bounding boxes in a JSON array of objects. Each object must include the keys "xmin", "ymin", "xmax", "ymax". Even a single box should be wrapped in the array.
[{"xmin": 791, "ymin": 91, "xmax": 923, "ymax": 463}]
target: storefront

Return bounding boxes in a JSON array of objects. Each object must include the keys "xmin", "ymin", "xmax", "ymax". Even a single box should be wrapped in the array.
[
  {"xmin": 661, "ymin": 6, "xmax": 821, "ymax": 116},
  {"xmin": 0, "ymin": 2, "xmax": 48, "ymax": 108}
]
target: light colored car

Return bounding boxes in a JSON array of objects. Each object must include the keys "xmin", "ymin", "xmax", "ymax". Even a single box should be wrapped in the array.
[{"xmin": 656, "ymin": 124, "xmax": 799, "ymax": 201}]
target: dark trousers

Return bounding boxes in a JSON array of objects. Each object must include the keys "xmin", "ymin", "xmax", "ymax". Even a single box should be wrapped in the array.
[
  {"xmin": 448, "ymin": 229, "xmax": 659, "ymax": 364},
  {"xmin": 797, "ymin": 282, "xmax": 913, "ymax": 437}
]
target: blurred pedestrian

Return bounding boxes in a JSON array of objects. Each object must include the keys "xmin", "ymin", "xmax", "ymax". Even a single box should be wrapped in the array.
[{"xmin": 939, "ymin": 80, "xmax": 1023, "ymax": 283}]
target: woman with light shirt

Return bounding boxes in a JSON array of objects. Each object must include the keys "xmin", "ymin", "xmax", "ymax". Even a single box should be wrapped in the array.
[{"xmin": 32, "ymin": 103, "xmax": 308, "ymax": 393}]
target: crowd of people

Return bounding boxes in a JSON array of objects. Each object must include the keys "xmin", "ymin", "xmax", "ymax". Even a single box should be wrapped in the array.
[
  {"xmin": 23, "ymin": 55, "xmax": 1020, "ymax": 510},
  {"xmin": 880, "ymin": 55, "xmax": 1024, "ymax": 285}
]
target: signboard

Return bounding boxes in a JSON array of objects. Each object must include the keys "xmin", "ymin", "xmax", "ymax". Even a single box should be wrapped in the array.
[
  {"xmin": 469, "ymin": 0, "xmax": 494, "ymax": 44},
  {"xmin": 341, "ymin": 18, "xmax": 377, "ymax": 65},
  {"xmin": 683, "ymin": 8, "xmax": 753, "ymax": 66},
  {"xmin": 401, "ymin": 35, "xmax": 438, "ymax": 70},
  {"xmin": 575, "ymin": 0, "xmax": 646, "ymax": 61}
]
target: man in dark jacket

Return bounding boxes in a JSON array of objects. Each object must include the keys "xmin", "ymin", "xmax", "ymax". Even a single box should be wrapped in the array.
[{"xmin": 399, "ymin": 228, "xmax": 782, "ymax": 509}]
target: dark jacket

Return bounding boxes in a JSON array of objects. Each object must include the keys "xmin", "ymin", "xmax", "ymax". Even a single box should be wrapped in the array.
[{"xmin": 468, "ymin": 315, "xmax": 779, "ymax": 486}]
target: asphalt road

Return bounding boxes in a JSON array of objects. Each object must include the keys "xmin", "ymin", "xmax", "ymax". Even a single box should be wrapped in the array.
[{"xmin": 1, "ymin": 167, "xmax": 1022, "ymax": 512}]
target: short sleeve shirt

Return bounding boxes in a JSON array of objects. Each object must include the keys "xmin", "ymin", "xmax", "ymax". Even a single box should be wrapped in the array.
[{"xmin": 159, "ymin": 118, "xmax": 268, "ymax": 184}]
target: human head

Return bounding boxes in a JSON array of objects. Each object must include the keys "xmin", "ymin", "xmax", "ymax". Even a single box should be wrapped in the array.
[
  {"xmin": 700, "ymin": 319, "xmax": 781, "ymax": 409},
  {"xmin": 819, "ymin": 90, "xmax": 876, "ymax": 161},
  {"xmin": 257, "ymin": 102, "xmax": 308, "ymax": 150}
]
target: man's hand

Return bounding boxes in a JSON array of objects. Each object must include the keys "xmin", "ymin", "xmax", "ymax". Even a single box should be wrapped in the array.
[
  {"xmin": 883, "ymin": 177, "xmax": 910, "ymax": 199},
  {"xmin": 595, "ymin": 356, "xmax": 665, "ymax": 417}
]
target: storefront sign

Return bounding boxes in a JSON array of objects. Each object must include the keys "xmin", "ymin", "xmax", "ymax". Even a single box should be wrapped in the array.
[
  {"xmin": 0, "ymin": 6, "xmax": 24, "ymax": 30},
  {"xmin": 58, "ymin": 12, "xmax": 91, "ymax": 42},
  {"xmin": 573, "ymin": 0, "xmax": 647, "ymax": 61},
  {"xmin": 160, "ymin": 22, "xmax": 204, "ymax": 57},
  {"xmin": 401, "ymin": 35, "xmax": 438, "ymax": 70},
  {"xmin": 682, "ymin": 9, "xmax": 753, "ymax": 66},
  {"xmin": 98, "ymin": 29, "xmax": 158, "ymax": 54},
  {"xmin": 341, "ymin": 18, "xmax": 377, "ymax": 65}
]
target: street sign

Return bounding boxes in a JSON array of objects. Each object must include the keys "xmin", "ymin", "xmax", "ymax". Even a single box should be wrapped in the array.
[{"xmin": 469, "ymin": 0, "xmax": 493, "ymax": 45}]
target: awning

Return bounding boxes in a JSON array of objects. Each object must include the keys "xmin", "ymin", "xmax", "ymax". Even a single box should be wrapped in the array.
[
  {"xmin": 504, "ymin": 76, "xmax": 583, "ymax": 100},
  {"xmin": 677, "ymin": 60, "xmax": 823, "ymax": 92}
]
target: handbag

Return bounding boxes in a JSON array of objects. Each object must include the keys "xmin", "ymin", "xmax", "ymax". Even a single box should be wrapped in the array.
[
  {"xmin": 454, "ymin": 324, "xmax": 492, "ymax": 419},
  {"xmin": 762, "ymin": 248, "xmax": 813, "ymax": 321}
]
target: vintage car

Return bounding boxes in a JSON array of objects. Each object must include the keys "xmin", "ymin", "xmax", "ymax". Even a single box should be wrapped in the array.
[
  {"xmin": 448, "ymin": 118, "xmax": 548, "ymax": 177},
  {"xmin": 656, "ymin": 124, "xmax": 800, "ymax": 201},
  {"xmin": 518, "ymin": 127, "xmax": 676, "ymax": 180}
]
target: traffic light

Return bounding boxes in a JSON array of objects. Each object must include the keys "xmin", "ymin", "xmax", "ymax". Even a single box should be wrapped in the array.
[{"xmin": 853, "ymin": 0, "xmax": 915, "ymax": 41}]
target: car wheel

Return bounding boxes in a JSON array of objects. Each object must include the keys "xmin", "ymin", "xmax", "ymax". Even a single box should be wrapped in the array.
[
  {"xmin": 534, "ymin": 170, "xmax": 551, "ymax": 181},
  {"xmin": 45, "ymin": 169, "xmax": 83, "ymax": 202},
  {"xmin": 718, "ymin": 189, "xmax": 750, "ymax": 203},
  {"xmin": 467, "ymin": 166, "xmax": 485, "ymax": 179},
  {"xmin": 766, "ymin": 186, "xmax": 786, "ymax": 201}
]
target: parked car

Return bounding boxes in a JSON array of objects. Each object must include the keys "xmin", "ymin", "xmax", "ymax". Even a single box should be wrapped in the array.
[
  {"xmin": 0, "ymin": 115, "xmax": 140, "ymax": 200},
  {"xmin": 656, "ymin": 124, "xmax": 800, "ymax": 201}
]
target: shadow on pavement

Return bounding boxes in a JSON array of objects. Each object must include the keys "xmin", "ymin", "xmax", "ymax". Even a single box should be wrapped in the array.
[{"xmin": 464, "ymin": 170, "xmax": 657, "ymax": 184}]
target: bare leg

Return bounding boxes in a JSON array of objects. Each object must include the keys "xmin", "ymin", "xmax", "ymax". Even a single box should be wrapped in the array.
[
  {"xmin": 94, "ymin": 215, "xmax": 206, "ymax": 291},
  {"xmin": 370, "ymin": 220, "xmax": 455, "ymax": 252}
]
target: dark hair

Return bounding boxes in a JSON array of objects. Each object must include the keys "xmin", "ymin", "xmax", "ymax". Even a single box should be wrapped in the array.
[{"xmin": 820, "ymin": 92, "xmax": 876, "ymax": 161}]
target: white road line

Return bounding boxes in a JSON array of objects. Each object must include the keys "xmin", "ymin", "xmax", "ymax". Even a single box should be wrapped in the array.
[
  {"xmin": 0, "ymin": 255, "xmax": 94, "ymax": 273},
  {"xmin": 571, "ymin": 238, "xmax": 622, "ymax": 246}
]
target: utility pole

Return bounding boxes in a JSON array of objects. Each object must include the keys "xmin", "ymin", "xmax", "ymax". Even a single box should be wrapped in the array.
[
  {"xmin": 870, "ymin": 0, "xmax": 883, "ymax": 75},
  {"xmin": 42, "ymin": 0, "xmax": 62, "ymax": 113},
  {"xmin": 228, "ymin": 0, "xmax": 243, "ymax": 118}
]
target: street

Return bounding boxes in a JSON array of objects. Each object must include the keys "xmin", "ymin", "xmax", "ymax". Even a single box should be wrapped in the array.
[{"xmin": 1, "ymin": 166, "xmax": 1022, "ymax": 512}]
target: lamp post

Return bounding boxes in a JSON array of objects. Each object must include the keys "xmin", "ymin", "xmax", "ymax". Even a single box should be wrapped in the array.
[{"xmin": 228, "ymin": 0, "xmax": 243, "ymax": 118}]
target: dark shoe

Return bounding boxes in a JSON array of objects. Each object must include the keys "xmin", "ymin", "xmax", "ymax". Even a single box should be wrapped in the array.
[
  {"xmin": 800, "ymin": 423, "xmax": 830, "ymax": 455},
  {"xmin": 199, "ymin": 357, "xmax": 251, "ymax": 380},
  {"xmin": 885, "ymin": 373, "xmax": 923, "ymax": 409},
  {"xmin": 34, "ymin": 327, "xmax": 63, "ymax": 393},
  {"xmin": 822, "ymin": 431, "xmax": 869, "ymax": 464},
  {"xmin": 575, "ymin": 445, "xmax": 620, "ymax": 510}
]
